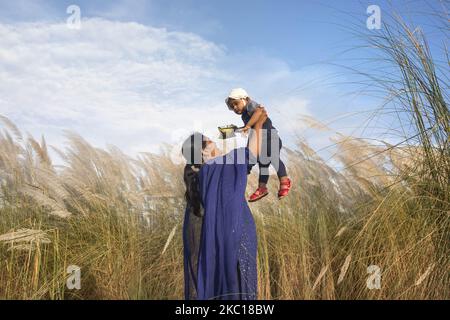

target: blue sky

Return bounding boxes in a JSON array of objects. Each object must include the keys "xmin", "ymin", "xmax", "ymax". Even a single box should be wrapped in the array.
[
  {"xmin": 1, "ymin": 0, "xmax": 444, "ymax": 67},
  {"xmin": 0, "ymin": 0, "xmax": 447, "ymax": 167}
]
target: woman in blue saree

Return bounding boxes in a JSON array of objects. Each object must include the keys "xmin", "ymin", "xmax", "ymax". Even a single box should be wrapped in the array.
[{"xmin": 181, "ymin": 109, "xmax": 268, "ymax": 300}]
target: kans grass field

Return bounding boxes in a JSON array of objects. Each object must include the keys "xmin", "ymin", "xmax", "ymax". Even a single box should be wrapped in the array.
[{"xmin": 0, "ymin": 15, "xmax": 448, "ymax": 300}]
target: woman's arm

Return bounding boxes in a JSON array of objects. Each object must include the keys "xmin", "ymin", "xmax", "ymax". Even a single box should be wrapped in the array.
[{"xmin": 248, "ymin": 107, "xmax": 268, "ymax": 158}]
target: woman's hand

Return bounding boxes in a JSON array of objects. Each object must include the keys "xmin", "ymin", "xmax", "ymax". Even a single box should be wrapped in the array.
[{"xmin": 248, "ymin": 107, "xmax": 268, "ymax": 158}]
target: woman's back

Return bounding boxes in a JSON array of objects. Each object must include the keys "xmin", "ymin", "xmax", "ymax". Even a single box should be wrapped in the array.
[{"xmin": 183, "ymin": 147, "xmax": 258, "ymax": 300}]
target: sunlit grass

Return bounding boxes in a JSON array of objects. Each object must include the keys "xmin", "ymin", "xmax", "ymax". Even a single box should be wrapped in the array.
[{"xmin": 0, "ymin": 11, "xmax": 448, "ymax": 300}]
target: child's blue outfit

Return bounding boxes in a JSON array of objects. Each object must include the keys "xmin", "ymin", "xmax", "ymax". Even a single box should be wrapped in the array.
[{"xmin": 241, "ymin": 99, "xmax": 288, "ymax": 184}]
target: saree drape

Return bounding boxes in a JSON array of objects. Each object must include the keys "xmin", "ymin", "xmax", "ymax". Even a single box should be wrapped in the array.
[{"xmin": 183, "ymin": 146, "xmax": 258, "ymax": 300}]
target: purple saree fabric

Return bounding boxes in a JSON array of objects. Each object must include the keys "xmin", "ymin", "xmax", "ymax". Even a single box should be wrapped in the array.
[{"xmin": 183, "ymin": 147, "xmax": 258, "ymax": 300}]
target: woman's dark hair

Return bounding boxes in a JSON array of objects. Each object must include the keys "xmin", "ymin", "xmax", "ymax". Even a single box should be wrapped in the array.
[{"xmin": 181, "ymin": 132, "xmax": 208, "ymax": 217}]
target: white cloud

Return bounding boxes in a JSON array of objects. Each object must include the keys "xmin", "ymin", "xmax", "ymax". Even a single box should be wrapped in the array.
[{"xmin": 0, "ymin": 18, "xmax": 316, "ymax": 163}]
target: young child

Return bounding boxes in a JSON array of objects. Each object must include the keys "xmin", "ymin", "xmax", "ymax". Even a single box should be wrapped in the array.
[{"xmin": 225, "ymin": 88, "xmax": 291, "ymax": 202}]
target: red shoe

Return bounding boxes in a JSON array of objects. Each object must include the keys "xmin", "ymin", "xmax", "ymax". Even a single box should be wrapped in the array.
[
  {"xmin": 278, "ymin": 178, "xmax": 291, "ymax": 199},
  {"xmin": 248, "ymin": 187, "xmax": 269, "ymax": 202}
]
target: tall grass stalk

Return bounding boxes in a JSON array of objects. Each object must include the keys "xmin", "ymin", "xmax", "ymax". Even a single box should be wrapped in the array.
[{"xmin": 0, "ymin": 10, "xmax": 448, "ymax": 300}]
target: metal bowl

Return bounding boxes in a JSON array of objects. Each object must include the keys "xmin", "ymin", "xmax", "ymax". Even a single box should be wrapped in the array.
[{"xmin": 218, "ymin": 124, "xmax": 239, "ymax": 139}]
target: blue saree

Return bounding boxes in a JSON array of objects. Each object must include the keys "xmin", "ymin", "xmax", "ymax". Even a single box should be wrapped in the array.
[{"xmin": 183, "ymin": 146, "xmax": 258, "ymax": 300}]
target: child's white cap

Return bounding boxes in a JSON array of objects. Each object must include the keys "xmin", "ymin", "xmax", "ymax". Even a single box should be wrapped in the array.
[
  {"xmin": 227, "ymin": 88, "xmax": 248, "ymax": 100},
  {"xmin": 225, "ymin": 88, "xmax": 249, "ymax": 107}
]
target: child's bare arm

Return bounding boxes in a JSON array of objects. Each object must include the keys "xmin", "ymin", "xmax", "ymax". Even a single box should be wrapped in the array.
[{"xmin": 244, "ymin": 106, "xmax": 266, "ymax": 130}]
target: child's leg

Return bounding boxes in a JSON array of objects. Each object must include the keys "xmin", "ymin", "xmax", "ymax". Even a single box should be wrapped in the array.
[
  {"xmin": 278, "ymin": 138, "xmax": 289, "ymax": 181},
  {"xmin": 257, "ymin": 128, "xmax": 271, "ymax": 187},
  {"xmin": 258, "ymin": 163, "xmax": 270, "ymax": 186},
  {"xmin": 247, "ymin": 162, "xmax": 256, "ymax": 175},
  {"xmin": 246, "ymin": 140, "xmax": 257, "ymax": 175},
  {"xmin": 267, "ymin": 134, "xmax": 288, "ymax": 181},
  {"xmin": 248, "ymin": 162, "xmax": 270, "ymax": 202},
  {"xmin": 276, "ymin": 159, "xmax": 288, "ymax": 181}
]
